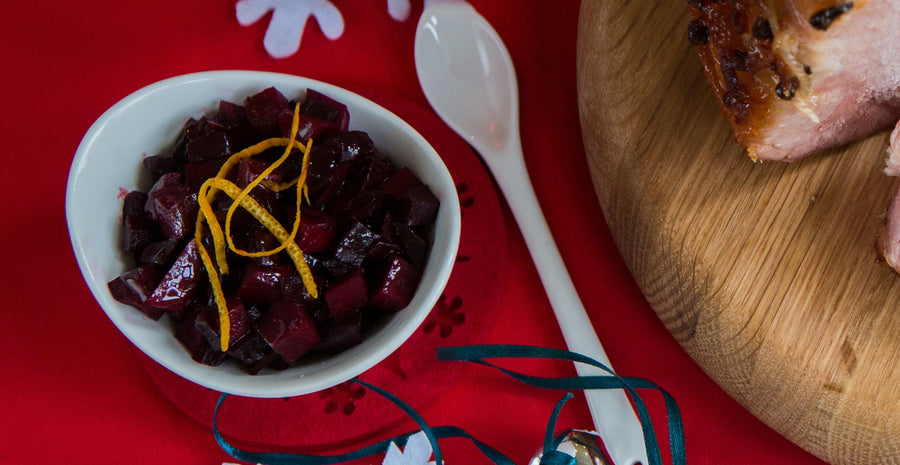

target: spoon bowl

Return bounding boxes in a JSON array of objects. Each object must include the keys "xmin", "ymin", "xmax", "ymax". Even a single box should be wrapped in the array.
[
  {"xmin": 415, "ymin": 2, "xmax": 516, "ymax": 151},
  {"xmin": 415, "ymin": 3, "xmax": 648, "ymax": 464}
]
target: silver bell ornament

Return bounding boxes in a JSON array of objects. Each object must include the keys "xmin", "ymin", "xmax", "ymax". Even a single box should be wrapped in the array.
[{"xmin": 529, "ymin": 430, "xmax": 612, "ymax": 465}]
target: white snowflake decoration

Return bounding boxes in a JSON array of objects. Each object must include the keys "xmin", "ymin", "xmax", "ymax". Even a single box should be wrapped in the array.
[
  {"xmin": 383, "ymin": 431, "xmax": 436, "ymax": 465},
  {"xmin": 236, "ymin": 0, "xmax": 413, "ymax": 58}
]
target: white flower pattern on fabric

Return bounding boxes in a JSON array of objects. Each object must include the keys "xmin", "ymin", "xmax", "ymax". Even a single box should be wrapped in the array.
[
  {"xmin": 382, "ymin": 431, "xmax": 436, "ymax": 465},
  {"xmin": 236, "ymin": 0, "xmax": 413, "ymax": 58}
]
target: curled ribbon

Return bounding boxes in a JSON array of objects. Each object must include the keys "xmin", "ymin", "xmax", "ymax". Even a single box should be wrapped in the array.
[{"xmin": 213, "ymin": 344, "xmax": 686, "ymax": 465}]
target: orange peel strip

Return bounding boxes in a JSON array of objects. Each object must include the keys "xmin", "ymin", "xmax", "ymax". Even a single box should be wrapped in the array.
[
  {"xmin": 194, "ymin": 237, "xmax": 231, "ymax": 351},
  {"xmin": 206, "ymin": 177, "xmax": 318, "ymax": 299},
  {"xmin": 224, "ymin": 102, "xmax": 311, "ymax": 259},
  {"xmin": 198, "ymin": 137, "xmax": 308, "ymax": 272}
]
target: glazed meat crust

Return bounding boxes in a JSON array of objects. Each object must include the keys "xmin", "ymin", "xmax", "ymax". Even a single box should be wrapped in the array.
[{"xmin": 689, "ymin": 0, "xmax": 900, "ymax": 161}]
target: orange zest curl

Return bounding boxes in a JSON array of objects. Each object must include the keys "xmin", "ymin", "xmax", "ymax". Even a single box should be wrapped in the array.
[{"xmin": 193, "ymin": 102, "xmax": 316, "ymax": 352}]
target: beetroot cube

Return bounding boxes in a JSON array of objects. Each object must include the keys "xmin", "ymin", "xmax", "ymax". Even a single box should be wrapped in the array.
[
  {"xmin": 184, "ymin": 158, "xmax": 226, "ymax": 191},
  {"xmin": 400, "ymin": 184, "xmax": 439, "ymax": 226},
  {"xmin": 357, "ymin": 156, "xmax": 395, "ymax": 192},
  {"xmin": 368, "ymin": 256, "xmax": 422, "ymax": 313},
  {"xmin": 301, "ymin": 89, "xmax": 350, "ymax": 131},
  {"xmin": 245, "ymin": 87, "xmax": 289, "ymax": 137},
  {"xmin": 334, "ymin": 221, "xmax": 378, "ymax": 267},
  {"xmin": 146, "ymin": 240, "xmax": 206, "ymax": 312},
  {"xmin": 367, "ymin": 239, "xmax": 403, "ymax": 261},
  {"xmin": 314, "ymin": 311, "xmax": 363, "ymax": 355},
  {"xmin": 330, "ymin": 131, "xmax": 375, "ymax": 163},
  {"xmin": 242, "ymin": 229, "xmax": 285, "ymax": 268},
  {"xmin": 175, "ymin": 308, "xmax": 226, "ymax": 366},
  {"xmin": 324, "ymin": 269, "xmax": 368, "ymax": 319},
  {"xmin": 279, "ymin": 109, "xmax": 338, "ymax": 143},
  {"xmin": 293, "ymin": 207, "xmax": 337, "ymax": 253},
  {"xmin": 195, "ymin": 297, "xmax": 251, "ymax": 350},
  {"xmin": 397, "ymin": 223, "xmax": 428, "ymax": 268},
  {"xmin": 186, "ymin": 132, "xmax": 238, "ymax": 162},
  {"xmin": 226, "ymin": 329, "xmax": 274, "ymax": 371},
  {"xmin": 123, "ymin": 191, "xmax": 149, "ymax": 217},
  {"xmin": 184, "ymin": 117, "xmax": 224, "ymax": 141},
  {"xmin": 107, "ymin": 264, "xmax": 165, "ymax": 320},
  {"xmin": 216, "ymin": 100, "xmax": 250, "ymax": 131},
  {"xmin": 235, "ymin": 262, "xmax": 293, "ymax": 306},
  {"xmin": 383, "ymin": 167, "xmax": 424, "ymax": 200},
  {"xmin": 281, "ymin": 273, "xmax": 330, "ymax": 322},
  {"xmin": 256, "ymin": 301, "xmax": 321, "ymax": 364},
  {"xmin": 345, "ymin": 190, "xmax": 385, "ymax": 225},
  {"xmin": 122, "ymin": 212, "xmax": 157, "ymax": 254},
  {"xmin": 236, "ymin": 158, "xmax": 284, "ymax": 188},
  {"xmin": 143, "ymin": 154, "xmax": 177, "ymax": 183},
  {"xmin": 139, "ymin": 239, "xmax": 179, "ymax": 266},
  {"xmin": 144, "ymin": 172, "xmax": 199, "ymax": 240},
  {"xmin": 305, "ymin": 145, "xmax": 350, "ymax": 206}
]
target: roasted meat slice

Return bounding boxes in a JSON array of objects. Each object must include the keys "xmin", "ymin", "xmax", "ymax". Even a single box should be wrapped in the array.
[
  {"xmin": 688, "ymin": 0, "xmax": 900, "ymax": 161},
  {"xmin": 878, "ymin": 123, "xmax": 900, "ymax": 270}
]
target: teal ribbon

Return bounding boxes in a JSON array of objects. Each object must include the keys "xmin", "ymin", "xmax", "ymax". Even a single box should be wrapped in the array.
[
  {"xmin": 212, "ymin": 344, "xmax": 685, "ymax": 465},
  {"xmin": 213, "ymin": 379, "xmax": 513, "ymax": 465},
  {"xmin": 436, "ymin": 345, "xmax": 686, "ymax": 465}
]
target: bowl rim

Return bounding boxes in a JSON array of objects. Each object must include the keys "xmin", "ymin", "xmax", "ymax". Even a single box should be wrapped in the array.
[{"xmin": 66, "ymin": 70, "xmax": 461, "ymax": 397}]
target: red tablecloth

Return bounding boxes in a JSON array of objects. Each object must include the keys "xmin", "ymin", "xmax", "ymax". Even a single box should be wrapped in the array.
[{"xmin": 1, "ymin": 1, "xmax": 829, "ymax": 464}]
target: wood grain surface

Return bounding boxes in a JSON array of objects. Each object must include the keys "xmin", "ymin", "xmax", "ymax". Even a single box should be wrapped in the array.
[{"xmin": 576, "ymin": 1, "xmax": 900, "ymax": 464}]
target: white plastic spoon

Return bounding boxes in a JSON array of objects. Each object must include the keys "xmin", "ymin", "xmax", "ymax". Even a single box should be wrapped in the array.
[{"xmin": 414, "ymin": 2, "xmax": 648, "ymax": 464}]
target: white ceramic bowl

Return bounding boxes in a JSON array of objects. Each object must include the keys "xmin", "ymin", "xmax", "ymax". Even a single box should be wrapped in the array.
[{"xmin": 66, "ymin": 70, "xmax": 461, "ymax": 397}]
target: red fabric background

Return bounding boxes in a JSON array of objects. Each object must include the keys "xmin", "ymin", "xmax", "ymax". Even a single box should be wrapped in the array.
[{"xmin": 0, "ymin": 1, "xmax": 828, "ymax": 464}]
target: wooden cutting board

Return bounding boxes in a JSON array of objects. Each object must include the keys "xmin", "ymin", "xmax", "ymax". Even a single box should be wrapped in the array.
[{"xmin": 576, "ymin": 1, "xmax": 900, "ymax": 464}]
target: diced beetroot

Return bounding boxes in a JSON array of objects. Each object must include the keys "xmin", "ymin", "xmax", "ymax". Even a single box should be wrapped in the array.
[
  {"xmin": 123, "ymin": 191, "xmax": 149, "ymax": 217},
  {"xmin": 236, "ymin": 158, "xmax": 284, "ymax": 188},
  {"xmin": 146, "ymin": 240, "xmax": 206, "ymax": 312},
  {"xmin": 334, "ymin": 221, "xmax": 378, "ymax": 267},
  {"xmin": 166, "ymin": 118, "xmax": 197, "ymax": 162},
  {"xmin": 245, "ymin": 87, "xmax": 289, "ymax": 137},
  {"xmin": 356, "ymin": 156, "xmax": 395, "ymax": 192},
  {"xmin": 144, "ymin": 172, "xmax": 198, "ymax": 239},
  {"xmin": 367, "ymin": 239, "xmax": 403, "ymax": 261},
  {"xmin": 248, "ymin": 350, "xmax": 289, "ymax": 374},
  {"xmin": 107, "ymin": 264, "xmax": 165, "ymax": 320},
  {"xmin": 245, "ymin": 229, "xmax": 286, "ymax": 267},
  {"xmin": 139, "ymin": 238, "xmax": 179, "ymax": 266},
  {"xmin": 143, "ymin": 154, "xmax": 178, "ymax": 183},
  {"xmin": 281, "ymin": 273, "xmax": 331, "ymax": 322},
  {"xmin": 226, "ymin": 329, "xmax": 274, "ymax": 371},
  {"xmin": 256, "ymin": 301, "xmax": 321, "ymax": 364},
  {"xmin": 330, "ymin": 131, "xmax": 376, "ymax": 163},
  {"xmin": 122, "ymin": 212, "xmax": 157, "ymax": 253},
  {"xmin": 324, "ymin": 269, "xmax": 369, "ymax": 319},
  {"xmin": 235, "ymin": 262, "xmax": 293, "ymax": 306},
  {"xmin": 184, "ymin": 158, "xmax": 227, "ymax": 191},
  {"xmin": 305, "ymin": 144, "xmax": 348, "ymax": 206},
  {"xmin": 301, "ymin": 89, "xmax": 350, "ymax": 131},
  {"xmin": 345, "ymin": 189, "xmax": 385, "ymax": 225},
  {"xmin": 184, "ymin": 116, "xmax": 224, "ymax": 142},
  {"xmin": 195, "ymin": 297, "xmax": 251, "ymax": 350},
  {"xmin": 278, "ymin": 109, "xmax": 338, "ymax": 143},
  {"xmin": 314, "ymin": 311, "xmax": 364, "ymax": 355},
  {"xmin": 287, "ymin": 206, "xmax": 337, "ymax": 253},
  {"xmin": 175, "ymin": 306, "xmax": 227, "ymax": 366},
  {"xmin": 368, "ymin": 256, "xmax": 422, "ymax": 313},
  {"xmin": 397, "ymin": 223, "xmax": 428, "ymax": 268},
  {"xmin": 400, "ymin": 184, "xmax": 440, "ymax": 226},
  {"xmin": 186, "ymin": 132, "xmax": 238, "ymax": 162},
  {"xmin": 216, "ymin": 100, "xmax": 250, "ymax": 131},
  {"xmin": 383, "ymin": 167, "xmax": 424, "ymax": 200}
]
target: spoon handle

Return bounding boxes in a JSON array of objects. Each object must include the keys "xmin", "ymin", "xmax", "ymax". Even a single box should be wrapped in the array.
[{"xmin": 484, "ymin": 140, "xmax": 648, "ymax": 465}]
